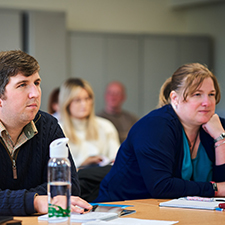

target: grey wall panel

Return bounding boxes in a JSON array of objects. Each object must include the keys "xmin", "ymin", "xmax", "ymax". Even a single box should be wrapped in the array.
[
  {"xmin": 69, "ymin": 32, "xmax": 212, "ymax": 118},
  {"xmin": 69, "ymin": 33, "xmax": 105, "ymax": 113},
  {"xmin": 0, "ymin": 9, "xmax": 22, "ymax": 51},
  {"xmin": 178, "ymin": 36, "xmax": 212, "ymax": 68},
  {"xmin": 69, "ymin": 33, "xmax": 140, "ymax": 116},
  {"xmin": 142, "ymin": 36, "xmax": 179, "ymax": 116},
  {"xmin": 105, "ymin": 36, "xmax": 140, "ymax": 116},
  {"xmin": 28, "ymin": 11, "xmax": 67, "ymax": 112}
]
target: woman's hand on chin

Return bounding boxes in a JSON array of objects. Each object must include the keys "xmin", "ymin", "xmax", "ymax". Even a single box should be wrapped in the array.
[{"xmin": 202, "ymin": 114, "xmax": 224, "ymax": 139}]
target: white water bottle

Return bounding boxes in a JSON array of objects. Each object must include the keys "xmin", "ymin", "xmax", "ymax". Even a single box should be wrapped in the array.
[{"xmin": 48, "ymin": 138, "xmax": 71, "ymax": 223}]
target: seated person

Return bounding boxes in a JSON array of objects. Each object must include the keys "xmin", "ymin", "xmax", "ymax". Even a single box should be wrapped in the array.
[
  {"xmin": 98, "ymin": 81, "xmax": 138, "ymax": 143},
  {"xmin": 58, "ymin": 78, "xmax": 120, "ymax": 168},
  {"xmin": 0, "ymin": 50, "xmax": 92, "ymax": 215},
  {"xmin": 95, "ymin": 63, "xmax": 225, "ymax": 202}
]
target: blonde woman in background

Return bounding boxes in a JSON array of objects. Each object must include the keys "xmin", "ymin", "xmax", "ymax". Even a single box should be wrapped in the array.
[{"xmin": 58, "ymin": 78, "xmax": 120, "ymax": 169}]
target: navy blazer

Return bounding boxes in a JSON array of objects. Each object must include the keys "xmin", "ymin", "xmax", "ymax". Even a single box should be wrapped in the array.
[{"xmin": 96, "ymin": 104, "xmax": 225, "ymax": 202}]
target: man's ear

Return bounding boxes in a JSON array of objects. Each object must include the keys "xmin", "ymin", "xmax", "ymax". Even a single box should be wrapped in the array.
[
  {"xmin": 0, "ymin": 98, "xmax": 3, "ymax": 107},
  {"xmin": 170, "ymin": 90, "xmax": 179, "ymax": 106}
]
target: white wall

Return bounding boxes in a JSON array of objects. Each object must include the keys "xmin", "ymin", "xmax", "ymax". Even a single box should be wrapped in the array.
[{"xmin": 0, "ymin": 0, "xmax": 186, "ymax": 33}]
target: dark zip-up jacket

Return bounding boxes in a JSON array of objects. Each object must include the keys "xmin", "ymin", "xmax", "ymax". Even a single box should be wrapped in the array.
[{"xmin": 0, "ymin": 110, "xmax": 80, "ymax": 215}]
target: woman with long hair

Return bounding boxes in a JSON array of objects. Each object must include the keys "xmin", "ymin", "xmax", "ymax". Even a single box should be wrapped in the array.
[{"xmin": 58, "ymin": 78, "xmax": 120, "ymax": 168}]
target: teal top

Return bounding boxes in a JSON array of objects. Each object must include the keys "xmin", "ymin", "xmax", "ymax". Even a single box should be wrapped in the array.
[{"xmin": 182, "ymin": 129, "xmax": 213, "ymax": 182}]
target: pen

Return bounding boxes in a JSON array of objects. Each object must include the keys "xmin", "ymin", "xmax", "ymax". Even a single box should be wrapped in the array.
[
  {"xmin": 91, "ymin": 205, "xmax": 99, "ymax": 212},
  {"xmin": 185, "ymin": 196, "xmax": 213, "ymax": 202},
  {"xmin": 83, "ymin": 205, "xmax": 98, "ymax": 212},
  {"xmin": 215, "ymin": 199, "xmax": 225, "ymax": 202},
  {"xmin": 184, "ymin": 196, "xmax": 225, "ymax": 202},
  {"xmin": 215, "ymin": 207, "xmax": 225, "ymax": 211}
]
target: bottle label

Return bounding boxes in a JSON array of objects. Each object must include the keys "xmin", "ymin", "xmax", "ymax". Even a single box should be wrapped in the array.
[
  {"xmin": 48, "ymin": 181, "xmax": 71, "ymax": 219},
  {"xmin": 48, "ymin": 203, "xmax": 70, "ymax": 218}
]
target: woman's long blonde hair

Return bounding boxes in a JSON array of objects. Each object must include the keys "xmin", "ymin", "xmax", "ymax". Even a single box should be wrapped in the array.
[
  {"xmin": 59, "ymin": 78, "xmax": 98, "ymax": 144},
  {"xmin": 157, "ymin": 63, "xmax": 221, "ymax": 108}
]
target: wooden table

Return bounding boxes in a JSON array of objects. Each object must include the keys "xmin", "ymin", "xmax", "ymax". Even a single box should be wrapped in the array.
[{"xmin": 14, "ymin": 199, "xmax": 225, "ymax": 225}]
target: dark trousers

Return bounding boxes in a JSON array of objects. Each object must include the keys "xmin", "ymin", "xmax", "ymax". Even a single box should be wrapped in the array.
[{"xmin": 78, "ymin": 165, "xmax": 112, "ymax": 202}]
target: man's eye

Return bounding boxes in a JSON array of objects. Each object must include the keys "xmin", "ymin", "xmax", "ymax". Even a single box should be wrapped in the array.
[{"xmin": 18, "ymin": 83, "xmax": 26, "ymax": 88}]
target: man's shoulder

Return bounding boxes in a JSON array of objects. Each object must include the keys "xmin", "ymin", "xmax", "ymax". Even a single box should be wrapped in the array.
[
  {"xmin": 97, "ymin": 110, "xmax": 107, "ymax": 117},
  {"xmin": 32, "ymin": 110, "xmax": 65, "ymax": 141},
  {"xmin": 34, "ymin": 110, "xmax": 58, "ymax": 124},
  {"xmin": 121, "ymin": 110, "xmax": 138, "ymax": 121},
  {"xmin": 96, "ymin": 116, "xmax": 113, "ymax": 125},
  {"xmin": 98, "ymin": 109, "xmax": 137, "ymax": 120},
  {"xmin": 95, "ymin": 116, "xmax": 117, "ymax": 131}
]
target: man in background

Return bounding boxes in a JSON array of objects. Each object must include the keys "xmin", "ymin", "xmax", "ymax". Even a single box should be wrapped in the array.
[{"xmin": 98, "ymin": 81, "xmax": 138, "ymax": 143}]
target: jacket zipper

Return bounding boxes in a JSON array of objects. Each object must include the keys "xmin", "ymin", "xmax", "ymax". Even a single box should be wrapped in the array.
[
  {"xmin": 12, "ymin": 158, "xmax": 17, "ymax": 179},
  {"xmin": 0, "ymin": 138, "xmax": 19, "ymax": 179},
  {"xmin": 11, "ymin": 149, "xmax": 19, "ymax": 179}
]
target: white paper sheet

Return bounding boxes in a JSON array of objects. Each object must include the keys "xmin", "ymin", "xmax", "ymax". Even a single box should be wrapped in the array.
[
  {"xmin": 71, "ymin": 212, "xmax": 118, "ymax": 222},
  {"xmin": 38, "ymin": 212, "xmax": 118, "ymax": 223},
  {"xmin": 82, "ymin": 218, "xmax": 179, "ymax": 225}
]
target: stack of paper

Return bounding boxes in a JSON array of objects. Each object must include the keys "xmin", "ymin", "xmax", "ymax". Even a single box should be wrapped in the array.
[{"xmin": 159, "ymin": 197, "xmax": 222, "ymax": 210}]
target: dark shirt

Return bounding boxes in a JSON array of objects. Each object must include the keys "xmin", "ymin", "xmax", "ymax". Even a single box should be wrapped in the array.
[
  {"xmin": 97, "ymin": 110, "xmax": 138, "ymax": 143},
  {"xmin": 0, "ymin": 110, "xmax": 80, "ymax": 215},
  {"xmin": 95, "ymin": 104, "xmax": 225, "ymax": 202}
]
